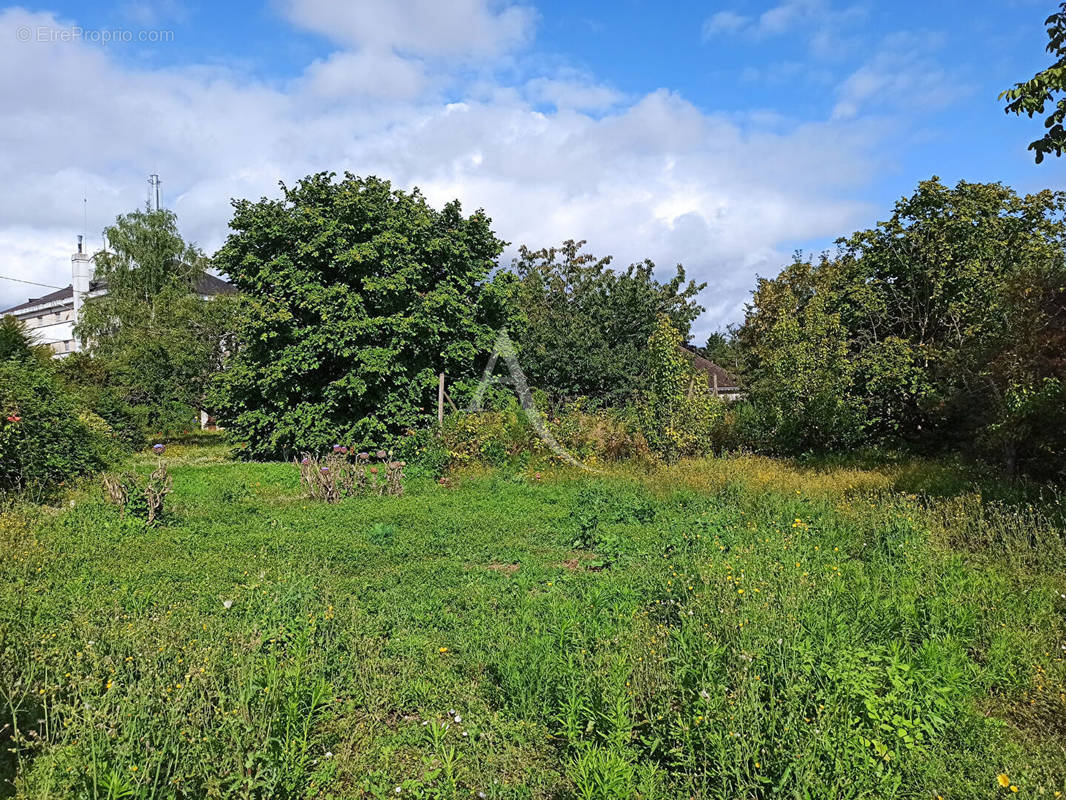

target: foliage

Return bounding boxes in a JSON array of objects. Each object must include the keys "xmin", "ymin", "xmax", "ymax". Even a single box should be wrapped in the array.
[
  {"xmin": 74, "ymin": 208, "xmax": 237, "ymax": 433},
  {"xmin": 738, "ymin": 178, "xmax": 1066, "ymax": 475},
  {"xmin": 1001, "ymin": 2, "xmax": 1066, "ymax": 162},
  {"xmin": 0, "ymin": 315, "xmax": 50, "ymax": 364},
  {"xmin": 509, "ymin": 239, "xmax": 705, "ymax": 404},
  {"xmin": 736, "ymin": 256, "xmax": 869, "ymax": 454},
  {"xmin": 57, "ymin": 354, "xmax": 147, "ymax": 451},
  {"xmin": 699, "ymin": 330, "xmax": 743, "ymax": 377},
  {"xmin": 211, "ymin": 173, "xmax": 510, "ymax": 459},
  {"xmin": 0, "ymin": 359, "xmax": 115, "ymax": 498},
  {"xmin": 637, "ymin": 316, "xmax": 728, "ymax": 462},
  {"xmin": 2, "ymin": 444, "xmax": 1065, "ymax": 797}
]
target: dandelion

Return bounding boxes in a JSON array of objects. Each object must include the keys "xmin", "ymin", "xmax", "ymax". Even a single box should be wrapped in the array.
[
  {"xmin": 439, "ymin": 647, "xmax": 448, "ymax": 653},
  {"xmin": 998, "ymin": 775, "xmax": 1011, "ymax": 788}
]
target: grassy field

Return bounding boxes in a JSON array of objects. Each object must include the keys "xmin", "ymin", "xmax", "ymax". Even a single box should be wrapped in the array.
[{"xmin": 2, "ymin": 444, "xmax": 1065, "ymax": 799}]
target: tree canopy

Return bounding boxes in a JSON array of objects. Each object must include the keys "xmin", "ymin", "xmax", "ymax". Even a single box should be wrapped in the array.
[
  {"xmin": 508, "ymin": 239, "xmax": 705, "ymax": 404},
  {"xmin": 738, "ymin": 177, "xmax": 1066, "ymax": 475},
  {"xmin": 211, "ymin": 172, "xmax": 510, "ymax": 459},
  {"xmin": 74, "ymin": 208, "xmax": 236, "ymax": 431}
]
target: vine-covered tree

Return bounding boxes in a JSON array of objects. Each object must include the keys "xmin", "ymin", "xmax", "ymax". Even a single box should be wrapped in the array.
[
  {"xmin": 211, "ymin": 173, "xmax": 511, "ymax": 458},
  {"xmin": 509, "ymin": 239, "xmax": 704, "ymax": 404}
]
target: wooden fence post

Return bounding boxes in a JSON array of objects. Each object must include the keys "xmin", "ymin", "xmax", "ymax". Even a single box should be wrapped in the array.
[{"xmin": 438, "ymin": 372, "xmax": 445, "ymax": 427}]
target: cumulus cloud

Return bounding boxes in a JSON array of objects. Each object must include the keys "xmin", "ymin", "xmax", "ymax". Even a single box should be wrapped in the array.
[{"xmin": 0, "ymin": 4, "xmax": 901, "ymax": 334}]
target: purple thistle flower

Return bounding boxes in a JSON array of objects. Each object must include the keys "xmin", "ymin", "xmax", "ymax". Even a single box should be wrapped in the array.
[
  {"xmin": 300, "ymin": 456, "xmax": 311, "ymax": 466},
  {"xmin": 152, "ymin": 443, "xmax": 165, "ymax": 455},
  {"xmin": 320, "ymin": 466, "xmax": 330, "ymax": 474},
  {"xmin": 376, "ymin": 450, "xmax": 387, "ymax": 459},
  {"xmin": 332, "ymin": 444, "xmax": 343, "ymax": 453}
]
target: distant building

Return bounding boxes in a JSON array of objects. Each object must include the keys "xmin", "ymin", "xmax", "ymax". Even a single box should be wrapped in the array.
[
  {"xmin": 679, "ymin": 346, "xmax": 743, "ymax": 401},
  {"xmin": 1, "ymin": 235, "xmax": 233, "ymax": 357}
]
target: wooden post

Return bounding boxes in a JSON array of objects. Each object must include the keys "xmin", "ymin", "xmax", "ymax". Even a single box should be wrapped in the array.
[
  {"xmin": 438, "ymin": 372, "xmax": 445, "ymax": 426},
  {"xmin": 712, "ymin": 372, "xmax": 719, "ymax": 398}
]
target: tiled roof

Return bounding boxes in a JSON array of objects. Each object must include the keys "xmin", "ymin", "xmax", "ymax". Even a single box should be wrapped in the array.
[{"xmin": 679, "ymin": 346, "xmax": 741, "ymax": 390}]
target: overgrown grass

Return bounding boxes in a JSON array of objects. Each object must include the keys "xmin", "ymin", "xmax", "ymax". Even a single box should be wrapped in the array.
[{"xmin": 1, "ymin": 447, "xmax": 1064, "ymax": 798}]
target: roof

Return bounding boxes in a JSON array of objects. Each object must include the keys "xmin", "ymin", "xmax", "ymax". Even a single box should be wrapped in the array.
[
  {"xmin": 679, "ymin": 346, "xmax": 741, "ymax": 391},
  {"xmin": 2, "ymin": 273, "xmax": 234, "ymax": 314},
  {"xmin": 194, "ymin": 272, "xmax": 237, "ymax": 295}
]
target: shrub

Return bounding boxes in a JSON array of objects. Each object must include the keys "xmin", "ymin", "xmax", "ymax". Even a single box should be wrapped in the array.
[{"xmin": 0, "ymin": 360, "xmax": 115, "ymax": 498}]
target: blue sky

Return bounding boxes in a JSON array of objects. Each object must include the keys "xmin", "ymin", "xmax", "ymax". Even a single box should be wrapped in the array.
[{"xmin": 2, "ymin": 0, "xmax": 1064, "ymax": 336}]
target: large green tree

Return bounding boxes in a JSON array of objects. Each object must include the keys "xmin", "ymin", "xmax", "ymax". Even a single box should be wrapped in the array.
[
  {"xmin": 211, "ymin": 173, "xmax": 510, "ymax": 459},
  {"xmin": 739, "ymin": 178, "xmax": 1066, "ymax": 474},
  {"xmin": 74, "ymin": 208, "xmax": 236, "ymax": 431},
  {"xmin": 509, "ymin": 239, "xmax": 705, "ymax": 404},
  {"xmin": 1001, "ymin": 2, "xmax": 1066, "ymax": 162}
]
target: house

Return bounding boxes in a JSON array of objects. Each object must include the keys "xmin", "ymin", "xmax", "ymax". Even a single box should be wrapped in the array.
[
  {"xmin": 679, "ymin": 346, "xmax": 743, "ymax": 401},
  {"xmin": 1, "ymin": 235, "xmax": 233, "ymax": 357}
]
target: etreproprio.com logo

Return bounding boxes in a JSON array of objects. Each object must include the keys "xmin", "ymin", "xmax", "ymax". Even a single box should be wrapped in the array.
[{"xmin": 16, "ymin": 25, "xmax": 175, "ymax": 44}]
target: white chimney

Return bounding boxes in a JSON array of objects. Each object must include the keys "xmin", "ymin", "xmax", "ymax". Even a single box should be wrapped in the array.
[{"xmin": 71, "ymin": 234, "xmax": 93, "ymax": 352}]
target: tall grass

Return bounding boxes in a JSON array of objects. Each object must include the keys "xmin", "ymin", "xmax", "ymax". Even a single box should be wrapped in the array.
[{"xmin": 0, "ymin": 447, "xmax": 1063, "ymax": 798}]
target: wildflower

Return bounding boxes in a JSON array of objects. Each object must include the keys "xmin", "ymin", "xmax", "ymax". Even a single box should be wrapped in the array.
[
  {"xmin": 300, "ymin": 456, "xmax": 311, "ymax": 466},
  {"xmin": 222, "ymin": 599, "xmax": 233, "ymax": 609},
  {"xmin": 320, "ymin": 467, "xmax": 330, "ymax": 474},
  {"xmin": 998, "ymin": 775, "xmax": 1011, "ymax": 788},
  {"xmin": 376, "ymin": 450, "xmax": 387, "ymax": 458},
  {"xmin": 152, "ymin": 443, "xmax": 165, "ymax": 455},
  {"xmin": 5, "ymin": 415, "xmax": 20, "ymax": 423},
  {"xmin": 439, "ymin": 647, "xmax": 448, "ymax": 653}
]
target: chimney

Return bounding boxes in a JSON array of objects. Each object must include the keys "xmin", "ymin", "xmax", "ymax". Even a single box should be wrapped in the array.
[{"xmin": 71, "ymin": 236, "xmax": 94, "ymax": 352}]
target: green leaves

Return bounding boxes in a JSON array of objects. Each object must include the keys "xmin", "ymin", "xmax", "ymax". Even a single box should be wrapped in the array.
[
  {"xmin": 212, "ymin": 173, "xmax": 508, "ymax": 458},
  {"xmin": 1002, "ymin": 3, "xmax": 1066, "ymax": 162}
]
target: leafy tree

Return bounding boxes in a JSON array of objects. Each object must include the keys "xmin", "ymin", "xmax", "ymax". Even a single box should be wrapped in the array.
[
  {"xmin": 739, "ymin": 178, "xmax": 1066, "ymax": 475},
  {"xmin": 1001, "ymin": 2, "xmax": 1066, "ymax": 162},
  {"xmin": 210, "ymin": 172, "xmax": 510, "ymax": 459},
  {"xmin": 75, "ymin": 208, "xmax": 236, "ymax": 431},
  {"xmin": 737, "ymin": 256, "xmax": 869, "ymax": 453},
  {"xmin": 509, "ymin": 240, "xmax": 704, "ymax": 404}
]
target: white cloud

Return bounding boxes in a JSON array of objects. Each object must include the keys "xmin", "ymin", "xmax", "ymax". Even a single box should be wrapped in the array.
[
  {"xmin": 281, "ymin": 0, "xmax": 536, "ymax": 58},
  {"xmin": 0, "ymin": 6, "xmax": 895, "ymax": 335},
  {"xmin": 702, "ymin": 10, "xmax": 751, "ymax": 38},
  {"xmin": 831, "ymin": 31, "xmax": 960, "ymax": 120}
]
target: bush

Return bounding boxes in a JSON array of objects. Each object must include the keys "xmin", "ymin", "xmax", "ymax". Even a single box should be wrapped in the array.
[{"xmin": 0, "ymin": 360, "xmax": 115, "ymax": 497}]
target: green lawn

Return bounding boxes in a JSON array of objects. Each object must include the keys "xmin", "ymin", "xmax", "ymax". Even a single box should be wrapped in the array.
[{"xmin": 2, "ymin": 445, "xmax": 1065, "ymax": 799}]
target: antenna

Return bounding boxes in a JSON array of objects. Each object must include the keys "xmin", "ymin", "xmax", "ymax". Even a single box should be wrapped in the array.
[
  {"xmin": 147, "ymin": 173, "xmax": 162, "ymax": 211},
  {"xmin": 82, "ymin": 186, "xmax": 87, "ymax": 245}
]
